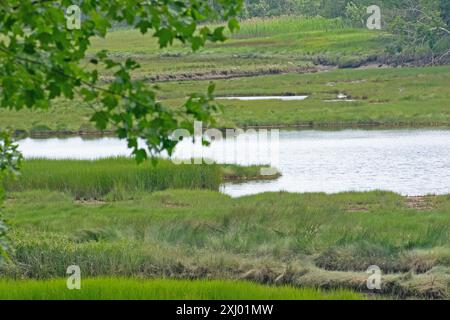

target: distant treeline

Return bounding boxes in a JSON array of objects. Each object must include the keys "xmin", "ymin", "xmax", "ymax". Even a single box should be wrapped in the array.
[{"xmin": 240, "ymin": 0, "xmax": 450, "ymax": 60}]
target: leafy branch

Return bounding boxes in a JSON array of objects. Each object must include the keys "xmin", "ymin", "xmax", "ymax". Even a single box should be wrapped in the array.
[{"xmin": 0, "ymin": 0, "xmax": 242, "ymax": 161}]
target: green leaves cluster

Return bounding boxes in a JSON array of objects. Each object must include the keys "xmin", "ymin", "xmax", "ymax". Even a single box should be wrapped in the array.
[
  {"xmin": 0, "ymin": 131, "xmax": 23, "ymax": 263},
  {"xmin": 0, "ymin": 131, "xmax": 23, "ymax": 176},
  {"xmin": 0, "ymin": 0, "xmax": 242, "ymax": 161}
]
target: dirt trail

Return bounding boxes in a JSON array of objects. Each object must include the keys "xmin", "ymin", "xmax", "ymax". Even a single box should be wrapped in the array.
[
  {"xmin": 99, "ymin": 65, "xmax": 334, "ymax": 83},
  {"xmin": 405, "ymin": 196, "xmax": 436, "ymax": 210}
]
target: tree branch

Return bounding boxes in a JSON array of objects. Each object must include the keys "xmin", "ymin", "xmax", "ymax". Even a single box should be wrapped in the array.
[{"xmin": 0, "ymin": 45, "xmax": 151, "ymax": 111}]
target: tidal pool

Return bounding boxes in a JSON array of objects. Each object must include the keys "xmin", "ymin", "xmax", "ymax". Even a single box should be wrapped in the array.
[
  {"xmin": 217, "ymin": 96, "xmax": 308, "ymax": 101},
  {"xmin": 17, "ymin": 129, "xmax": 450, "ymax": 197}
]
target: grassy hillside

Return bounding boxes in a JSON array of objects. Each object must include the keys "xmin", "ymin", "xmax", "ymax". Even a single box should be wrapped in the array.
[{"xmin": 2, "ymin": 188, "xmax": 449, "ymax": 299}]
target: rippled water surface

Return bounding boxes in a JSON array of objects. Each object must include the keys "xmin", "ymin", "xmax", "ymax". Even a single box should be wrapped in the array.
[{"xmin": 18, "ymin": 129, "xmax": 450, "ymax": 197}]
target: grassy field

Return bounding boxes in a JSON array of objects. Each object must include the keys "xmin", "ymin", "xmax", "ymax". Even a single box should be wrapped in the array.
[
  {"xmin": 87, "ymin": 17, "xmax": 386, "ymax": 78},
  {"xmin": 2, "ymin": 187, "xmax": 449, "ymax": 299},
  {"xmin": 0, "ymin": 16, "xmax": 429, "ymax": 133},
  {"xmin": 0, "ymin": 278, "xmax": 363, "ymax": 300},
  {"xmin": 162, "ymin": 65, "xmax": 450, "ymax": 128},
  {"xmin": 2, "ymin": 65, "xmax": 450, "ymax": 133}
]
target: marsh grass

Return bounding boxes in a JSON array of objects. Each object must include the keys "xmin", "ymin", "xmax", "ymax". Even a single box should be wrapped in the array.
[
  {"xmin": 2, "ymin": 159, "xmax": 277, "ymax": 199},
  {"xmin": 0, "ymin": 278, "xmax": 363, "ymax": 300},
  {"xmin": 230, "ymin": 16, "xmax": 347, "ymax": 38},
  {"xmin": 2, "ymin": 189, "xmax": 449, "ymax": 298},
  {"xmin": 3, "ymin": 65, "xmax": 449, "ymax": 133},
  {"xmin": 82, "ymin": 15, "xmax": 384, "ymax": 81},
  {"xmin": 1, "ymin": 17, "xmax": 442, "ymax": 132},
  {"xmin": 3, "ymin": 158, "xmax": 222, "ymax": 199},
  {"xmin": 160, "ymin": 65, "xmax": 450, "ymax": 128}
]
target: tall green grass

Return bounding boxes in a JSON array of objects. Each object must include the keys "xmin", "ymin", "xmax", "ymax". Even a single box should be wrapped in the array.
[
  {"xmin": 232, "ymin": 16, "xmax": 347, "ymax": 38},
  {"xmin": 4, "ymin": 190, "xmax": 450, "ymax": 274},
  {"xmin": 0, "ymin": 278, "xmax": 363, "ymax": 300},
  {"xmin": 3, "ymin": 158, "xmax": 221, "ymax": 199},
  {"xmin": 2, "ymin": 159, "xmax": 277, "ymax": 199},
  {"xmin": 2, "ymin": 189, "xmax": 449, "ymax": 298}
]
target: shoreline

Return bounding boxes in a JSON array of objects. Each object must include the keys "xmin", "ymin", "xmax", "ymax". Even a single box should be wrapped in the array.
[{"xmin": 15, "ymin": 122, "xmax": 450, "ymax": 139}]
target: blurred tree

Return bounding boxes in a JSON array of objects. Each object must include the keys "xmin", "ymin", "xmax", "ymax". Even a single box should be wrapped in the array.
[
  {"xmin": 386, "ymin": 0, "xmax": 449, "ymax": 61},
  {"xmin": 440, "ymin": 0, "xmax": 450, "ymax": 28},
  {"xmin": 241, "ymin": 0, "xmax": 298, "ymax": 17},
  {"xmin": 345, "ymin": 1, "xmax": 367, "ymax": 27}
]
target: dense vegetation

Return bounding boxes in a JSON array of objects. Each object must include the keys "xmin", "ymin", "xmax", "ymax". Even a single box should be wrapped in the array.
[
  {"xmin": 242, "ymin": 0, "xmax": 450, "ymax": 31},
  {"xmin": 241, "ymin": 0, "xmax": 450, "ymax": 60},
  {"xmin": 2, "ymin": 187, "xmax": 449, "ymax": 298}
]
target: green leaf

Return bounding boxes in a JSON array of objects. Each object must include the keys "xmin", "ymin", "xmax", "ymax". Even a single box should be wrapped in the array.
[
  {"xmin": 125, "ymin": 58, "xmax": 139, "ymax": 70},
  {"xmin": 80, "ymin": 88, "xmax": 97, "ymax": 102},
  {"xmin": 136, "ymin": 20, "xmax": 152, "ymax": 34},
  {"xmin": 102, "ymin": 95, "xmax": 118, "ymax": 110},
  {"xmin": 133, "ymin": 148, "xmax": 148, "ymax": 163},
  {"xmin": 211, "ymin": 27, "xmax": 227, "ymax": 42},
  {"xmin": 47, "ymin": 82, "xmax": 61, "ymax": 99},
  {"xmin": 228, "ymin": 18, "xmax": 240, "ymax": 32},
  {"xmin": 90, "ymin": 111, "xmax": 110, "ymax": 130},
  {"xmin": 23, "ymin": 89, "xmax": 36, "ymax": 108},
  {"xmin": 154, "ymin": 28, "xmax": 174, "ymax": 48},
  {"xmin": 191, "ymin": 36, "xmax": 204, "ymax": 51}
]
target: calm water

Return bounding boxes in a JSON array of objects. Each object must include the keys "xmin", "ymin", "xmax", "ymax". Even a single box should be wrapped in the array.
[
  {"xmin": 218, "ymin": 96, "xmax": 308, "ymax": 101},
  {"xmin": 17, "ymin": 129, "xmax": 450, "ymax": 197}
]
